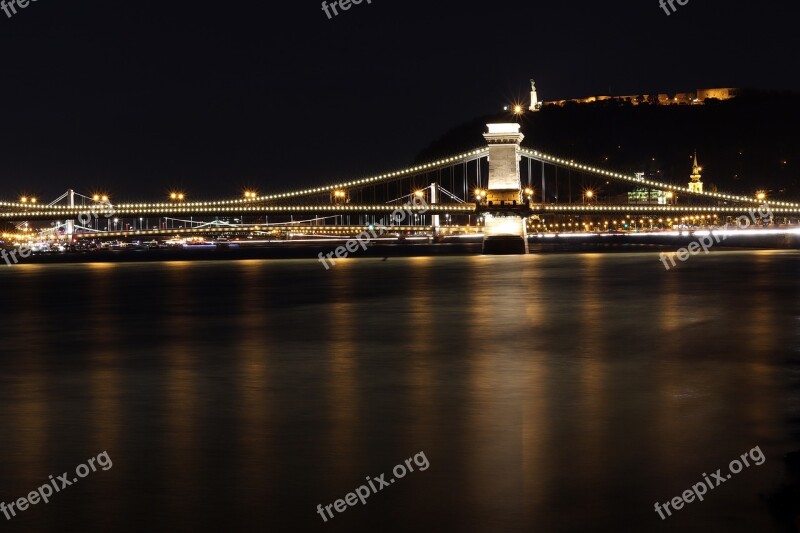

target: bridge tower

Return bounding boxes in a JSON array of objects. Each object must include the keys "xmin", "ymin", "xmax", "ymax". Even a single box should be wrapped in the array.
[
  {"xmin": 429, "ymin": 182, "xmax": 440, "ymax": 234},
  {"xmin": 479, "ymin": 123, "xmax": 529, "ymax": 254},
  {"xmin": 65, "ymin": 189, "xmax": 75, "ymax": 241}
]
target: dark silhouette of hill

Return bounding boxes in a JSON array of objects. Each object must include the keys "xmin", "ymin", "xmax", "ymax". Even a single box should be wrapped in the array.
[{"xmin": 415, "ymin": 90, "xmax": 800, "ymax": 199}]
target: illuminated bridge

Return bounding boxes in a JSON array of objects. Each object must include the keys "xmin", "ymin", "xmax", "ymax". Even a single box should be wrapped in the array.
[{"xmin": 2, "ymin": 122, "xmax": 798, "ymax": 254}]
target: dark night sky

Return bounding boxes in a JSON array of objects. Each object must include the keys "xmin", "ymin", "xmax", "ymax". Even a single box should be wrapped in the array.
[{"xmin": 1, "ymin": 0, "xmax": 798, "ymax": 201}]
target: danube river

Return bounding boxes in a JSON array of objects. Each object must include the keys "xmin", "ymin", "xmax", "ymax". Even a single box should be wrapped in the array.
[{"xmin": 0, "ymin": 251, "xmax": 798, "ymax": 532}]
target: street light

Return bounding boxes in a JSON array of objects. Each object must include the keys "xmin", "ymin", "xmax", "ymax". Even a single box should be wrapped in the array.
[
  {"xmin": 332, "ymin": 191, "xmax": 347, "ymax": 223},
  {"xmin": 524, "ymin": 188, "xmax": 534, "ymax": 202},
  {"xmin": 474, "ymin": 189, "xmax": 486, "ymax": 202},
  {"xmin": 584, "ymin": 190, "xmax": 594, "ymax": 204},
  {"xmin": 244, "ymin": 191, "xmax": 257, "ymax": 199},
  {"xmin": 756, "ymin": 192, "xmax": 766, "ymax": 202},
  {"xmin": 331, "ymin": 191, "xmax": 347, "ymax": 213}
]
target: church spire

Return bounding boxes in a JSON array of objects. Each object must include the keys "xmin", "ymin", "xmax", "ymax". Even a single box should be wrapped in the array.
[{"xmin": 689, "ymin": 150, "xmax": 703, "ymax": 193}]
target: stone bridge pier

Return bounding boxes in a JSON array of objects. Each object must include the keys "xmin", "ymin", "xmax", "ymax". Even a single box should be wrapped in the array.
[{"xmin": 478, "ymin": 123, "xmax": 529, "ymax": 254}]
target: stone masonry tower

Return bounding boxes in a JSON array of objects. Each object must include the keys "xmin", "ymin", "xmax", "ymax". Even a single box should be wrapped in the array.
[
  {"xmin": 479, "ymin": 123, "xmax": 529, "ymax": 254},
  {"xmin": 483, "ymin": 123, "xmax": 524, "ymax": 204}
]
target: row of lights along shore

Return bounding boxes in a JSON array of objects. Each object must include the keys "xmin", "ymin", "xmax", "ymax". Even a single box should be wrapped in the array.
[{"xmin": 529, "ymin": 214, "xmax": 724, "ymax": 230}]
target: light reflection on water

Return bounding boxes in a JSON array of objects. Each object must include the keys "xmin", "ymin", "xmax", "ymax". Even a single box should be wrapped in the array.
[{"xmin": 0, "ymin": 251, "xmax": 798, "ymax": 532}]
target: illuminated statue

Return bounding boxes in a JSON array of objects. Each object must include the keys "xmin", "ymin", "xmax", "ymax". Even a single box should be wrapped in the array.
[{"xmin": 529, "ymin": 80, "xmax": 540, "ymax": 112}]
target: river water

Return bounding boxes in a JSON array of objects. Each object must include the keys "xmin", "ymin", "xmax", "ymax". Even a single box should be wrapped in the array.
[{"xmin": 0, "ymin": 251, "xmax": 799, "ymax": 532}]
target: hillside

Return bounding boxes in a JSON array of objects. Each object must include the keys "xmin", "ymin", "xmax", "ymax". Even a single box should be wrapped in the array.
[{"xmin": 415, "ymin": 91, "xmax": 800, "ymax": 199}]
